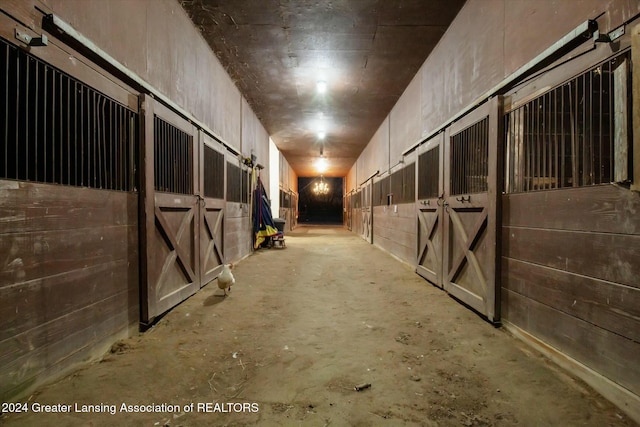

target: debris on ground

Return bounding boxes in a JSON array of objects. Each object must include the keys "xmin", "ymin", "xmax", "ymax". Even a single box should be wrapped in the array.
[
  {"xmin": 354, "ymin": 383, "xmax": 371, "ymax": 391},
  {"xmin": 395, "ymin": 332, "xmax": 411, "ymax": 344},
  {"xmin": 110, "ymin": 341, "xmax": 131, "ymax": 354}
]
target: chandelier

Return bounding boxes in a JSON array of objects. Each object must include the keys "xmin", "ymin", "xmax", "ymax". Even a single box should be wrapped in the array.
[{"xmin": 313, "ymin": 176, "xmax": 329, "ymax": 195}]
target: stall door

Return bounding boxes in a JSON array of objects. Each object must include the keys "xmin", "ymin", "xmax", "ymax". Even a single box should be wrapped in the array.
[
  {"xmin": 416, "ymin": 135, "xmax": 445, "ymax": 288},
  {"xmin": 442, "ymin": 96, "xmax": 502, "ymax": 322},
  {"xmin": 290, "ymin": 191, "xmax": 298, "ymax": 230},
  {"xmin": 199, "ymin": 132, "xmax": 225, "ymax": 287},
  {"xmin": 361, "ymin": 182, "xmax": 373, "ymax": 243},
  {"xmin": 140, "ymin": 96, "xmax": 200, "ymax": 324},
  {"xmin": 345, "ymin": 194, "xmax": 352, "ymax": 230},
  {"xmin": 352, "ymin": 190, "xmax": 362, "ymax": 234}
]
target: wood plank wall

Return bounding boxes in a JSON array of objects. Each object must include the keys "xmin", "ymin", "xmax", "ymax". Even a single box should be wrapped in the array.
[
  {"xmin": 0, "ymin": 182, "xmax": 139, "ymax": 400},
  {"xmin": 372, "ymin": 204, "xmax": 416, "ymax": 265},
  {"xmin": 276, "ymin": 154, "xmax": 298, "ymax": 230},
  {"xmin": 224, "ymin": 149, "xmax": 251, "ymax": 263},
  {"xmin": 224, "ymin": 203, "xmax": 252, "ymax": 263},
  {"xmin": 347, "ymin": 0, "xmax": 640, "ymax": 410},
  {"xmin": 501, "ymin": 185, "xmax": 640, "ymax": 396},
  {"xmin": 1, "ymin": 0, "xmax": 272, "ymax": 401}
]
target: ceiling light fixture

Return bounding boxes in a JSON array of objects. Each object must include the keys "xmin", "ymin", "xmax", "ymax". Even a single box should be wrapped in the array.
[
  {"xmin": 313, "ymin": 176, "xmax": 330, "ymax": 195},
  {"xmin": 318, "ymin": 131, "xmax": 326, "ymax": 140},
  {"xmin": 315, "ymin": 156, "xmax": 328, "ymax": 174},
  {"xmin": 316, "ymin": 80, "xmax": 327, "ymax": 94}
]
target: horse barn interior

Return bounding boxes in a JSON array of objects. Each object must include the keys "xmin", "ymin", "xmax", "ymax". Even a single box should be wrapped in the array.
[{"xmin": 1, "ymin": 0, "xmax": 640, "ymax": 425}]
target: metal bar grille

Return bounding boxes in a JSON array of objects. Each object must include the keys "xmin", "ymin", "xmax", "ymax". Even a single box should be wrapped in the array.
[
  {"xmin": 504, "ymin": 53, "xmax": 628, "ymax": 193},
  {"xmin": 418, "ymin": 146, "xmax": 439, "ymax": 199},
  {"xmin": 389, "ymin": 163, "xmax": 416, "ymax": 204},
  {"xmin": 153, "ymin": 116, "xmax": 193, "ymax": 194},
  {"xmin": 351, "ymin": 191, "xmax": 361, "ymax": 209},
  {"xmin": 226, "ymin": 162, "xmax": 242, "ymax": 202},
  {"xmin": 242, "ymin": 169, "xmax": 250, "ymax": 204},
  {"xmin": 390, "ymin": 169, "xmax": 402, "ymax": 204},
  {"xmin": 450, "ymin": 118, "xmax": 489, "ymax": 196},
  {"xmin": 372, "ymin": 180, "xmax": 380, "ymax": 206},
  {"xmin": 203, "ymin": 145, "xmax": 224, "ymax": 199},
  {"xmin": 372, "ymin": 176, "xmax": 390, "ymax": 206},
  {"xmin": 402, "ymin": 162, "xmax": 415, "ymax": 203},
  {"xmin": 382, "ymin": 176, "xmax": 390, "ymax": 205},
  {"xmin": 0, "ymin": 38, "xmax": 138, "ymax": 191},
  {"xmin": 279, "ymin": 189, "xmax": 290, "ymax": 208}
]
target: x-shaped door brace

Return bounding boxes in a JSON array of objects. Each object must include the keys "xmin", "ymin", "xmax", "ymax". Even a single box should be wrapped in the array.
[
  {"xmin": 155, "ymin": 205, "xmax": 196, "ymax": 284},
  {"xmin": 362, "ymin": 209, "xmax": 370, "ymax": 237},
  {"xmin": 417, "ymin": 209, "xmax": 439, "ymax": 267},
  {"xmin": 446, "ymin": 207, "xmax": 487, "ymax": 294},
  {"xmin": 203, "ymin": 208, "xmax": 224, "ymax": 269}
]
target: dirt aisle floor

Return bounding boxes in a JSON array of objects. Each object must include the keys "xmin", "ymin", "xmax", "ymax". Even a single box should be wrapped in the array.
[{"xmin": 2, "ymin": 226, "xmax": 637, "ymax": 427}]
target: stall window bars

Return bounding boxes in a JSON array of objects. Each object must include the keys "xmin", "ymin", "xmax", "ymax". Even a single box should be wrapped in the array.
[
  {"xmin": 450, "ymin": 117, "xmax": 489, "ymax": 196},
  {"xmin": 203, "ymin": 145, "xmax": 224, "ymax": 199},
  {"xmin": 373, "ymin": 176, "xmax": 390, "ymax": 206},
  {"xmin": 418, "ymin": 146, "xmax": 440, "ymax": 199},
  {"xmin": 504, "ymin": 52, "xmax": 630, "ymax": 193},
  {"xmin": 279, "ymin": 189, "xmax": 290, "ymax": 208},
  {"xmin": 389, "ymin": 162, "xmax": 416, "ymax": 204},
  {"xmin": 242, "ymin": 168, "xmax": 250, "ymax": 204},
  {"xmin": 351, "ymin": 190, "xmax": 361, "ymax": 209},
  {"xmin": 226, "ymin": 162, "xmax": 242, "ymax": 202},
  {"xmin": 1, "ymin": 38, "xmax": 138, "ymax": 191},
  {"xmin": 154, "ymin": 116, "xmax": 193, "ymax": 194}
]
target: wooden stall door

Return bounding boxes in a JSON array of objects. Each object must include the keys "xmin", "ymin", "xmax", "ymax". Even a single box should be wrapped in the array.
[
  {"xmin": 442, "ymin": 97, "xmax": 502, "ymax": 323},
  {"xmin": 140, "ymin": 96, "xmax": 200, "ymax": 325},
  {"xmin": 199, "ymin": 132, "xmax": 225, "ymax": 287},
  {"xmin": 351, "ymin": 190, "xmax": 361, "ymax": 234},
  {"xmin": 361, "ymin": 182, "xmax": 373, "ymax": 243},
  {"xmin": 345, "ymin": 194, "xmax": 351, "ymax": 230},
  {"xmin": 416, "ymin": 135, "xmax": 445, "ymax": 288},
  {"xmin": 290, "ymin": 191, "xmax": 298, "ymax": 230}
]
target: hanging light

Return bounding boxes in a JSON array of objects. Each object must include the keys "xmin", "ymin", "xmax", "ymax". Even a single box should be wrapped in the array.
[
  {"xmin": 313, "ymin": 176, "xmax": 330, "ymax": 195},
  {"xmin": 316, "ymin": 80, "xmax": 327, "ymax": 94},
  {"xmin": 315, "ymin": 156, "xmax": 328, "ymax": 173}
]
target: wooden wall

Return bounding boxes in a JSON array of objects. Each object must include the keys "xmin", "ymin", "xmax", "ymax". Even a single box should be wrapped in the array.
[
  {"xmin": 345, "ymin": 162, "xmax": 357, "ymax": 193},
  {"xmin": 498, "ymin": 16, "xmax": 640, "ymax": 407},
  {"xmin": 224, "ymin": 201, "xmax": 252, "ymax": 263},
  {"xmin": 350, "ymin": 0, "xmax": 640, "ymax": 199},
  {"xmin": 0, "ymin": 0, "xmax": 272, "ymax": 401},
  {"xmin": 33, "ymin": 0, "xmax": 270, "ymax": 265},
  {"xmin": 348, "ymin": 0, "xmax": 640, "ymax": 257},
  {"xmin": 223, "ymin": 149, "xmax": 252, "ymax": 263},
  {"xmin": 372, "ymin": 204, "xmax": 416, "ymax": 265},
  {"xmin": 279, "ymin": 152, "xmax": 295, "ymax": 192},
  {"xmin": 36, "ymin": 0, "xmax": 270, "ymax": 174},
  {"xmin": 242, "ymin": 97, "xmax": 271, "ymax": 192},
  {"xmin": 390, "ymin": 71, "xmax": 421, "ymax": 161},
  {"xmin": 276, "ymin": 153, "xmax": 298, "ymax": 230},
  {"xmin": 347, "ymin": 0, "xmax": 640, "ymax": 411},
  {"xmin": 0, "ymin": 182, "xmax": 138, "ymax": 400},
  {"xmin": 40, "ymin": 0, "xmax": 247, "ymax": 151},
  {"xmin": 501, "ymin": 186, "xmax": 640, "ymax": 397}
]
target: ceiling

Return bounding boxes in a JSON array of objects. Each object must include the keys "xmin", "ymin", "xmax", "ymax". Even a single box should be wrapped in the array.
[{"xmin": 179, "ymin": 0, "xmax": 466, "ymax": 177}]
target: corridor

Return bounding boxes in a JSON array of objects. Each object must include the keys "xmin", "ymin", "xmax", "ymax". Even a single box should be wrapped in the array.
[{"xmin": 2, "ymin": 227, "xmax": 633, "ymax": 426}]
